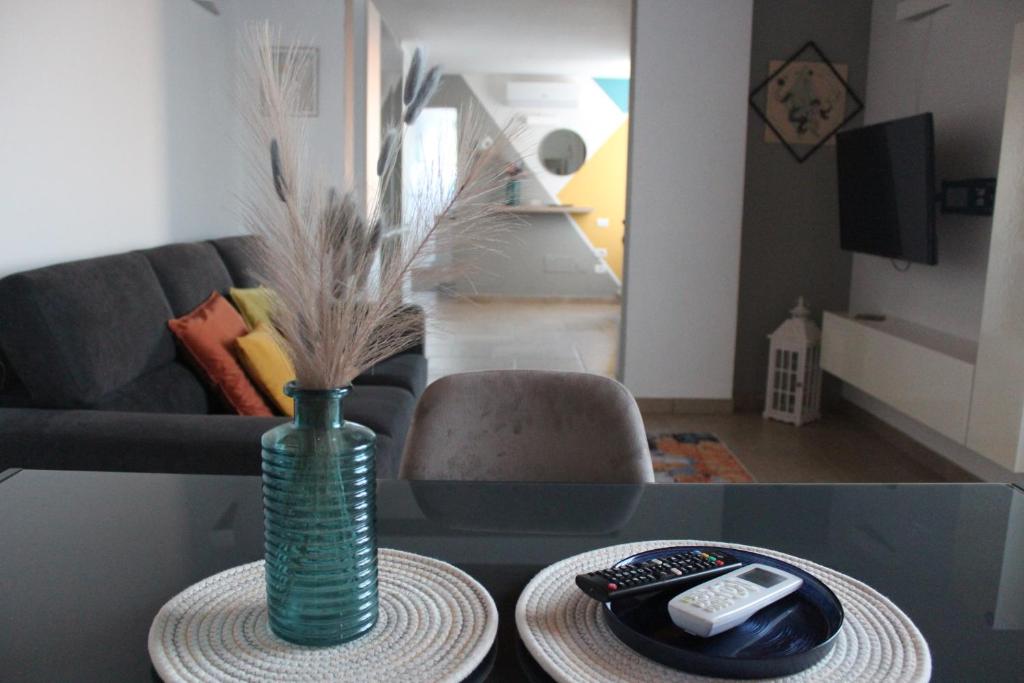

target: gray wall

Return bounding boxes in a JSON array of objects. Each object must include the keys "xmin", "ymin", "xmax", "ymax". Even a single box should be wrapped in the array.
[
  {"xmin": 425, "ymin": 75, "xmax": 618, "ymax": 299},
  {"xmin": 848, "ymin": 0, "xmax": 1024, "ymax": 342},
  {"xmin": 732, "ymin": 0, "xmax": 873, "ymax": 410}
]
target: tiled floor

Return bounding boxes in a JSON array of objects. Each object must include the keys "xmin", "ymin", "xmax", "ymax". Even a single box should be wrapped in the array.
[
  {"xmin": 417, "ymin": 294, "xmax": 973, "ymax": 484},
  {"xmin": 419, "ymin": 294, "xmax": 620, "ymax": 385},
  {"xmin": 643, "ymin": 411, "xmax": 974, "ymax": 484}
]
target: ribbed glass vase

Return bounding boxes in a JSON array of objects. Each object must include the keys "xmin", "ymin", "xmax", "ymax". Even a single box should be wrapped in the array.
[{"xmin": 261, "ymin": 383, "xmax": 378, "ymax": 646}]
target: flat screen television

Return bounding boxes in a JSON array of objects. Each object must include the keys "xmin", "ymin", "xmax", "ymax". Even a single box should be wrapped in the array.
[{"xmin": 836, "ymin": 113, "xmax": 937, "ymax": 264}]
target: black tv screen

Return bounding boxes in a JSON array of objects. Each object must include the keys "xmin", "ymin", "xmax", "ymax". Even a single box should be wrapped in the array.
[{"xmin": 836, "ymin": 113, "xmax": 937, "ymax": 264}]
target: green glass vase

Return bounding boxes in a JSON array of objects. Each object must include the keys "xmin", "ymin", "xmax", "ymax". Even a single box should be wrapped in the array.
[{"xmin": 261, "ymin": 383, "xmax": 378, "ymax": 646}]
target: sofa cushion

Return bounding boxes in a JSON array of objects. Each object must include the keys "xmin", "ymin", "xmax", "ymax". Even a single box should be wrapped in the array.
[
  {"xmin": 354, "ymin": 354, "xmax": 428, "ymax": 397},
  {"xmin": 343, "ymin": 384, "xmax": 416, "ymax": 479},
  {"xmin": 0, "ymin": 253, "xmax": 177, "ymax": 408},
  {"xmin": 0, "ymin": 345, "xmax": 32, "ymax": 408},
  {"xmin": 88, "ymin": 362, "xmax": 213, "ymax": 414},
  {"xmin": 0, "ymin": 386, "xmax": 414, "ymax": 477},
  {"xmin": 210, "ymin": 236, "xmax": 260, "ymax": 288},
  {"xmin": 0, "ymin": 408, "xmax": 286, "ymax": 475},
  {"xmin": 0, "ymin": 408, "xmax": 406, "ymax": 477},
  {"xmin": 140, "ymin": 242, "xmax": 234, "ymax": 316},
  {"xmin": 168, "ymin": 292, "xmax": 273, "ymax": 416}
]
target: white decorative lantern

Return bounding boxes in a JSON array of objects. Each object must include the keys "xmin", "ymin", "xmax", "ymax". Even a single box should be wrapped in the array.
[{"xmin": 763, "ymin": 297, "xmax": 822, "ymax": 426}]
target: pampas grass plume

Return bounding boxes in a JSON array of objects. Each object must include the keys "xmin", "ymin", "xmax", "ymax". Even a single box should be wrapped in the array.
[
  {"xmin": 239, "ymin": 23, "xmax": 521, "ymax": 389},
  {"xmin": 403, "ymin": 47, "xmax": 423, "ymax": 106},
  {"xmin": 404, "ymin": 65, "xmax": 442, "ymax": 125},
  {"xmin": 376, "ymin": 128, "xmax": 398, "ymax": 178}
]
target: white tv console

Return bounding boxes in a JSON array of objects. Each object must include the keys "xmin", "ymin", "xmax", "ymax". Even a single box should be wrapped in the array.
[{"xmin": 821, "ymin": 312, "xmax": 977, "ymax": 444}]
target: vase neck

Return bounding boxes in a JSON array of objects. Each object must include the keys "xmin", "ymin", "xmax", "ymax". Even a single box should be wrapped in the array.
[{"xmin": 287, "ymin": 384, "xmax": 348, "ymax": 429}]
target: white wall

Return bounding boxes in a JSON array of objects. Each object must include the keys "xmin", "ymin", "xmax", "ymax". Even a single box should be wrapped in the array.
[
  {"xmin": 849, "ymin": 0, "xmax": 1024, "ymax": 341},
  {"xmin": 0, "ymin": 0, "xmax": 352, "ymax": 278},
  {"xmin": 423, "ymin": 75, "xmax": 619, "ymax": 299},
  {"xmin": 455, "ymin": 72, "xmax": 623, "ymax": 295},
  {"xmin": 966, "ymin": 21, "xmax": 1024, "ymax": 474},
  {"xmin": 223, "ymin": 0, "xmax": 348, "ymax": 198},
  {"xmin": 0, "ymin": 0, "xmax": 234, "ymax": 275},
  {"xmin": 620, "ymin": 0, "xmax": 753, "ymax": 399},
  {"xmin": 460, "ymin": 74, "xmax": 626, "ymax": 200},
  {"xmin": 843, "ymin": 0, "xmax": 1024, "ymax": 476}
]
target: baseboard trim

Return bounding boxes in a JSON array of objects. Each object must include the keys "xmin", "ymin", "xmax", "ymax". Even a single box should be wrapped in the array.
[
  {"xmin": 636, "ymin": 398, "xmax": 734, "ymax": 415},
  {"xmin": 837, "ymin": 399, "xmax": 980, "ymax": 482}
]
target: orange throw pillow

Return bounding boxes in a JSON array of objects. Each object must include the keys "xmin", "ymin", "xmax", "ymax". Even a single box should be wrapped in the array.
[{"xmin": 168, "ymin": 292, "xmax": 273, "ymax": 416}]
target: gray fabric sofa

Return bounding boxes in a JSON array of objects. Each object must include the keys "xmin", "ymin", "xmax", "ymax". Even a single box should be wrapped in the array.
[{"xmin": 0, "ymin": 237, "xmax": 426, "ymax": 477}]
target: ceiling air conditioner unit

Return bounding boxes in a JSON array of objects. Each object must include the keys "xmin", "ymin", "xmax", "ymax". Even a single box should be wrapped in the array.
[{"xmin": 506, "ymin": 81, "xmax": 579, "ymax": 108}]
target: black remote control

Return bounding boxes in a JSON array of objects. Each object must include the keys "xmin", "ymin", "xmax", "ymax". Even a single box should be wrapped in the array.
[{"xmin": 575, "ymin": 548, "xmax": 742, "ymax": 602}]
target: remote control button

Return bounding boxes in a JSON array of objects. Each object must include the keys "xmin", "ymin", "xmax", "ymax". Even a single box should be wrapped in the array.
[
  {"xmin": 716, "ymin": 560, "xmax": 724, "ymax": 566},
  {"xmin": 671, "ymin": 568, "xmax": 682, "ymax": 576},
  {"xmin": 607, "ymin": 583, "xmax": 617, "ymax": 591}
]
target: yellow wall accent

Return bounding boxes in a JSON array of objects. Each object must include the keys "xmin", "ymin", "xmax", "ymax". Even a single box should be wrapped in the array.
[{"xmin": 557, "ymin": 118, "xmax": 629, "ymax": 280}]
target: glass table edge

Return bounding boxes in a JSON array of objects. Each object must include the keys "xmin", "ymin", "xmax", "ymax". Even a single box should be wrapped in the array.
[{"xmin": 1, "ymin": 469, "xmax": 1022, "ymax": 490}]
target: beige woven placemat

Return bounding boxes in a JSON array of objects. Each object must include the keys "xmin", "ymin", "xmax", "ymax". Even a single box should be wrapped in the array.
[
  {"xmin": 516, "ymin": 540, "xmax": 931, "ymax": 682},
  {"xmin": 149, "ymin": 548, "xmax": 497, "ymax": 682}
]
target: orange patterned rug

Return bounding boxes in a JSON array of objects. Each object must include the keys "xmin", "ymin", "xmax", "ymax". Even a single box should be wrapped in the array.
[{"xmin": 648, "ymin": 433, "xmax": 755, "ymax": 483}]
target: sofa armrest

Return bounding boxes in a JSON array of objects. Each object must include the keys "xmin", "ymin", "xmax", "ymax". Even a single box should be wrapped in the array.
[{"xmin": 0, "ymin": 408, "xmax": 286, "ymax": 475}]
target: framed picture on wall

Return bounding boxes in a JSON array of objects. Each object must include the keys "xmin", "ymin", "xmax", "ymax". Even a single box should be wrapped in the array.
[
  {"xmin": 266, "ymin": 46, "xmax": 319, "ymax": 117},
  {"xmin": 749, "ymin": 41, "xmax": 863, "ymax": 163}
]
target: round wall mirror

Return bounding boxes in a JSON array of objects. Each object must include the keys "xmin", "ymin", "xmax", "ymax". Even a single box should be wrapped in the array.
[{"xmin": 539, "ymin": 129, "xmax": 587, "ymax": 175}]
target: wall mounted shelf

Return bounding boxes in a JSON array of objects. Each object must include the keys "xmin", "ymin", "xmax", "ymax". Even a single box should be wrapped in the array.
[{"xmin": 495, "ymin": 205, "xmax": 593, "ymax": 216}]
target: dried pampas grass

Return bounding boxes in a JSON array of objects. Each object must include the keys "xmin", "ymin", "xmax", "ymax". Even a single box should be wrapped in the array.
[{"xmin": 239, "ymin": 23, "xmax": 519, "ymax": 389}]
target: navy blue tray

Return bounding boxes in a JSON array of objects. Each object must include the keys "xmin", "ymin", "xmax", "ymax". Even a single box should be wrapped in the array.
[{"xmin": 603, "ymin": 546, "xmax": 844, "ymax": 679}]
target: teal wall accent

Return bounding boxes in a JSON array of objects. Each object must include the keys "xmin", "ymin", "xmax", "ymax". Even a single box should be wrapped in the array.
[{"xmin": 595, "ymin": 78, "xmax": 630, "ymax": 113}]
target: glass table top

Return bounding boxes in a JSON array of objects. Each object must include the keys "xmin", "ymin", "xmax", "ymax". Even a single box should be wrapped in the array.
[{"xmin": 0, "ymin": 469, "xmax": 1021, "ymax": 681}]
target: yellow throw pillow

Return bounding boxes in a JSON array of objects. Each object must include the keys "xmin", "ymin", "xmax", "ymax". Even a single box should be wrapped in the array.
[
  {"xmin": 229, "ymin": 286, "xmax": 277, "ymax": 330},
  {"xmin": 235, "ymin": 323, "xmax": 296, "ymax": 416}
]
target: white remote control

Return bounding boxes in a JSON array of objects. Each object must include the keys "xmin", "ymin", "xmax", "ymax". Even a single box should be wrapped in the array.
[{"xmin": 667, "ymin": 563, "xmax": 803, "ymax": 637}]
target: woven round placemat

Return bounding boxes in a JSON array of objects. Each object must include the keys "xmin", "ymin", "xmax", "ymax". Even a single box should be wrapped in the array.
[
  {"xmin": 516, "ymin": 540, "xmax": 931, "ymax": 682},
  {"xmin": 149, "ymin": 548, "xmax": 497, "ymax": 682}
]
